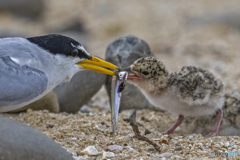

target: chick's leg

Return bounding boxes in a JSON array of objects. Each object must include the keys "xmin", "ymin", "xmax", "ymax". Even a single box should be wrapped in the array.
[
  {"xmin": 162, "ymin": 114, "xmax": 184, "ymax": 135},
  {"xmin": 205, "ymin": 109, "xmax": 223, "ymax": 137}
]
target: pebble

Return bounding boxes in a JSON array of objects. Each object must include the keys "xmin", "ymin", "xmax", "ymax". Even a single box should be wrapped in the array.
[
  {"xmin": 225, "ymin": 142, "xmax": 230, "ymax": 147},
  {"xmin": 81, "ymin": 146, "xmax": 98, "ymax": 156},
  {"xmin": 158, "ymin": 152, "xmax": 172, "ymax": 158},
  {"xmin": 108, "ymin": 145, "xmax": 123, "ymax": 151},
  {"xmin": 102, "ymin": 152, "xmax": 115, "ymax": 159}
]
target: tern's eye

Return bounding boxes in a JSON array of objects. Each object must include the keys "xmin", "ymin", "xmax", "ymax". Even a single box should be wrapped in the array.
[{"xmin": 71, "ymin": 49, "xmax": 78, "ymax": 57}]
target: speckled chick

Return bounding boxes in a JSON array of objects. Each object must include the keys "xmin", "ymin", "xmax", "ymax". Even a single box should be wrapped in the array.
[
  {"xmin": 181, "ymin": 90, "xmax": 240, "ymax": 136},
  {"xmin": 123, "ymin": 57, "xmax": 225, "ymax": 137}
]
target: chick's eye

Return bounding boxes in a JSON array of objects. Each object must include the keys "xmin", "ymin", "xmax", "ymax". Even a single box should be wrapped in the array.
[
  {"xmin": 142, "ymin": 71, "xmax": 149, "ymax": 75},
  {"xmin": 71, "ymin": 49, "xmax": 78, "ymax": 57}
]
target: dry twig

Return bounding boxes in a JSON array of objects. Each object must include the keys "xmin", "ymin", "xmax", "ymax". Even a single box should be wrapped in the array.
[{"xmin": 130, "ymin": 122, "xmax": 161, "ymax": 152}]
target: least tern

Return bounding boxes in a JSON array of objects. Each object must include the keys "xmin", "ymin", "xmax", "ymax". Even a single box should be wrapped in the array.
[
  {"xmin": 0, "ymin": 34, "xmax": 117, "ymax": 112},
  {"xmin": 122, "ymin": 57, "xmax": 224, "ymax": 137}
]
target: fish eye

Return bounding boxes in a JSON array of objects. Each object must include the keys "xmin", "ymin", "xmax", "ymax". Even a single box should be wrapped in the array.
[
  {"xmin": 142, "ymin": 71, "xmax": 149, "ymax": 75},
  {"xmin": 119, "ymin": 72, "xmax": 124, "ymax": 77},
  {"xmin": 71, "ymin": 48, "xmax": 78, "ymax": 57}
]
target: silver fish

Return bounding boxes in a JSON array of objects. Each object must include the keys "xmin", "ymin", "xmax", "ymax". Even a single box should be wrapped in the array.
[{"xmin": 111, "ymin": 71, "xmax": 128, "ymax": 136}]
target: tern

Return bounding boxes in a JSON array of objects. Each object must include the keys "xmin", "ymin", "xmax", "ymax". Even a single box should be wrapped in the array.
[
  {"xmin": 122, "ymin": 57, "xmax": 224, "ymax": 137},
  {"xmin": 0, "ymin": 34, "xmax": 118, "ymax": 112}
]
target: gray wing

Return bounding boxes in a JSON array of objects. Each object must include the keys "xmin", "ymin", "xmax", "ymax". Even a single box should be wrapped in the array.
[{"xmin": 0, "ymin": 56, "xmax": 48, "ymax": 106}]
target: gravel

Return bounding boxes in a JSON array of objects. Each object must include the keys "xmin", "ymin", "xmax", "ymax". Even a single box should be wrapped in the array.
[{"xmin": 2, "ymin": 109, "xmax": 240, "ymax": 159}]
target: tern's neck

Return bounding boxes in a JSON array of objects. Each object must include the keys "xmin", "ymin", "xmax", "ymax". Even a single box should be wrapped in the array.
[{"xmin": 52, "ymin": 54, "xmax": 81, "ymax": 83}]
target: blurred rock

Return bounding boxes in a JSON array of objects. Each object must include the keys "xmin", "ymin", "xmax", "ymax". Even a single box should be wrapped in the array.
[
  {"xmin": 0, "ymin": 116, "xmax": 73, "ymax": 160},
  {"xmin": 57, "ymin": 32, "xmax": 88, "ymax": 49},
  {"xmin": 0, "ymin": 0, "xmax": 44, "ymax": 19},
  {"xmin": 0, "ymin": 31, "xmax": 25, "ymax": 38},
  {"xmin": 47, "ymin": 19, "xmax": 87, "ymax": 46},
  {"xmin": 52, "ymin": 20, "xmax": 85, "ymax": 33},
  {"xmin": 185, "ymin": 9, "xmax": 240, "ymax": 31},
  {"xmin": 9, "ymin": 90, "xmax": 59, "ymax": 113},
  {"xmin": 55, "ymin": 68, "xmax": 106, "ymax": 113},
  {"xmin": 105, "ymin": 35, "xmax": 154, "ymax": 111}
]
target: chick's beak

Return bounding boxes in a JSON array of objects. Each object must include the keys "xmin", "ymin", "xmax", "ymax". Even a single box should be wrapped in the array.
[
  {"xmin": 121, "ymin": 67, "xmax": 140, "ymax": 80},
  {"xmin": 76, "ymin": 56, "xmax": 118, "ymax": 76}
]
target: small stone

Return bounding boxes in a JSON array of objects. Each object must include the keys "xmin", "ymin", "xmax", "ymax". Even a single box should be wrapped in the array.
[
  {"xmin": 26, "ymin": 109, "xmax": 33, "ymax": 113},
  {"xmin": 161, "ymin": 139, "xmax": 168, "ymax": 144},
  {"xmin": 102, "ymin": 152, "xmax": 115, "ymax": 159},
  {"xmin": 175, "ymin": 146, "xmax": 183, "ymax": 151},
  {"xmin": 108, "ymin": 145, "xmax": 123, "ymax": 151},
  {"xmin": 158, "ymin": 152, "xmax": 172, "ymax": 158},
  {"xmin": 139, "ymin": 149, "xmax": 145, "ymax": 154},
  {"xmin": 147, "ymin": 148, "xmax": 155, "ymax": 152},
  {"xmin": 127, "ymin": 146, "xmax": 135, "ymax": 151},
  {"xmin": 144, "ymin": 129, "xmax": 151, "ymax": 135},
  {"xmin": 189, "ymin": 136, "xmax": 193, "ymax": 141},
  {"xmin": 81, "ymin": 146, "xmax": 98, "ymax": 156},
  {"xmin": 103, "ymin": 146, "xmax": 109, "ymax": 151},
  {"xmin": 225, "ymin": 142, "xmax": 229, "ymax": 147}
]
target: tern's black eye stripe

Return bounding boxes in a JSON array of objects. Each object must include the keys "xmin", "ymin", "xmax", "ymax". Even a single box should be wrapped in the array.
[
  {"xmin": 77, "ymin": 49, "xmax": 91, "ymax": 59},
  {"xmin": 71, "ymin": 49, "xmax": 78, "ymax": 57}
]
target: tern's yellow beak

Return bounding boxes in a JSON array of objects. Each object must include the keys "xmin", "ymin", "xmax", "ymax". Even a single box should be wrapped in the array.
[{"xmin": 76, "ymin": 56, "xmax": 118, "ymax": 76}]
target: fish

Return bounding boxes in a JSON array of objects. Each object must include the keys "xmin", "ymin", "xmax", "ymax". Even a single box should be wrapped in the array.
[{"xmin": 111, "ymin": 71, "xmax": 128, "ymax": 136}]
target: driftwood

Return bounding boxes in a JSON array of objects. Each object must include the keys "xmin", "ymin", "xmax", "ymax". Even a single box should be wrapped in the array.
[{"xmin": 130, "ymin": 122, "xmax": 161, "ymax": 152}]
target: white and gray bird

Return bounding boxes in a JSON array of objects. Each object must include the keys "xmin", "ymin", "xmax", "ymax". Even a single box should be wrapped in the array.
[
  {"xmin": 122, "ymin": 57, "xmax": 224, "ymax": 137},
  {"xmin": 0, "ymin": 34, "xmax": 118, "ymax": 112}
]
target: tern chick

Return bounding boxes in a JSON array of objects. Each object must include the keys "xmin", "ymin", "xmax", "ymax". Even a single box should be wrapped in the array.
[
  {"xmin": 123, "ymin": 57, "xmax": 224, "ymax": 137},
  {"xmin": 181, "ymin": 91, "xmax": 240, "ymax": 136}
]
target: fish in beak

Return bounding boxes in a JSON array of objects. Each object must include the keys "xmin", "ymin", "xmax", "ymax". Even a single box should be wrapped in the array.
[
  {"xmin": 111, "ymin": 71, "xmax": 128, "ymax": 136},
  {"xmin": 121, "ymin": 67, "xmax": 140, "ymax": 80}
]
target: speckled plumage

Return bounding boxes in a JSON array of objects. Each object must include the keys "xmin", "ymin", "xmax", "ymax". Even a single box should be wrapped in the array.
[
  {"xmin": 181, "ymin": 91, "xmax": 240, "ymax": 136},
  {"xmin": 127, "ymin": 57, "xmax": 225, "ymax": 137}
]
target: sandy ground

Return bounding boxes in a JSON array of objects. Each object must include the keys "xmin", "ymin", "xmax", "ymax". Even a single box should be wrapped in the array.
[
  {"xmin": 1, "ymin": 0, "xmax": 240, "ymax": 159},
  {"xmin": 1, "ymin": 109, "xmax": 240, "ymax": 159}
]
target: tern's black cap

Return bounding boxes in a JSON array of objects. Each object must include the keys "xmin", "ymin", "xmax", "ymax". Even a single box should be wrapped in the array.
[{"xmin": 27, "ymin": 34, "xmax": 92, "ymax": 59}]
